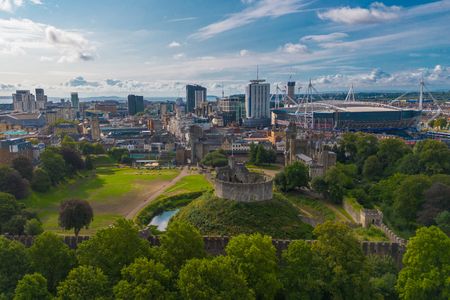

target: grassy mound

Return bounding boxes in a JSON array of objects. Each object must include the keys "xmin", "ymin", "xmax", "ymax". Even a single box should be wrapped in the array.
[{"xmin": 173, "ymin": 192, "xmax": 314, "ymax": 239}]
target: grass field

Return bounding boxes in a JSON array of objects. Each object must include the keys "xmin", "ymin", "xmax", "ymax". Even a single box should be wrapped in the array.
[
  {"xmin": 135, "ymin": 174, "xmax": 211, "ymax": 226},
  {"xmin": 23, "ymin": 166, "xmax": 179, "ymax": 234}
]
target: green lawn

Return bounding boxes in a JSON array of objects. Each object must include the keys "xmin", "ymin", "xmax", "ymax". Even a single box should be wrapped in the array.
[
  {"xmin": 285, "ymin": 193, "xmax": 336, "ymax": 221},
  {"xmin": 353, "ymin": 225, "xmax": 389, "ymax": 242},
  {"xmin": 23, "ymin": 166, "xmax": 179, "ymax": 234},
  {"xmin": 135, "ymin": 174, "xmax": 211, "ymax": 226},
  {"xmin": 163, "ymin": 174, "xmax": 212, "ymax": 196},
  {"xmin": 245, "ymin": 163, "xmax": 283, "ymax": 171}
]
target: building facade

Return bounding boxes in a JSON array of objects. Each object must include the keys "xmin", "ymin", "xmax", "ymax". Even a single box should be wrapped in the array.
[
  {"xmin": 128, "ymin": 95, "xmax": 145, "ymax": 115},
  {"xmin": 12, "ymin": 90, "xmax": 36, "ymax": 113},
  {"xmin": 186, "ymin": 84, "xmax": 207, "ymax": 113},
  {"xmin": 245, "ymin": 79, "xmax": 270, "ymax": 119},
  {"xmin": 71, "ymin": 92, "xmax": 80, "ymax": 110}
]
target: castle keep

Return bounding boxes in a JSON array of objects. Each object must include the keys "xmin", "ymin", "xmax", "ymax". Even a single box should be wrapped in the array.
[{"xmin": 214, "ymin": 158, "xmax": 273, "ymax": 202}]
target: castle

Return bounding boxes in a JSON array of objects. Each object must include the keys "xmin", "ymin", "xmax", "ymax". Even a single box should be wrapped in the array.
[{"xmin": 214, "ymin": 158, "xmax": 273, "ymax": 202}]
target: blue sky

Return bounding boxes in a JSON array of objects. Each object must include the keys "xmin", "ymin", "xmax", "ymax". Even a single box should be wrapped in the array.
[{"xmin": 0, "ymin": 0, "xmax": 449, "ymax": 97}]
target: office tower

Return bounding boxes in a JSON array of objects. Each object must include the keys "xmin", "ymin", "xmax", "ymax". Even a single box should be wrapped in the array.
[
  {"xmin": 127, "ymin": 94, "xmax": 145, "ymax": 115},
  {"xmin": 287, "ymin": 81, "xmax": 295, "ymax": 100},
  {"xmin": 91, "ymin": 116, "xmax": 101, "ymax": 140},
  {"xmin": 71, "ymin": 92, "xmax": 80, "ymax": 110},
  {"xmin": 245, "ymin": 78, "xmax": 270, "ymax": 119},
  {"xmin": 35, "ymin": 88, "xmax": 47, "ymax": 110},
  {"xmin": 186, "ymin": 84, "xmax": 206, "ymax": 113},
  {"xmin": 12, "ymin": 90, "xmax": 36, "ymax": 113}
]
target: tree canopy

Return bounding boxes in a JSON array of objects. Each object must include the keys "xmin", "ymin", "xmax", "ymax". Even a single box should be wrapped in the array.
[
  {"xmin": 396, "ymin": 226, "xmax": 450, "ymax": 300},
  {"xmin": 56, "ymin": 266, "xmax": 110, "ymax": 300},
  {"xmin": 13, "ymin": 273, "xmax": 51, "ymax": 300},
  {"xmin": 58, "ymin": 199, "xmax": 94, "ymax": 237}
]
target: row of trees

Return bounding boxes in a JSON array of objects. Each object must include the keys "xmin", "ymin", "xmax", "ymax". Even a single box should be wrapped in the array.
[
  {"xmin": 248, "ymin": 143, "xmax": 277, "ymax": 165},
  {"xmin": 1, "ymin": 220, "xmax": 448, "ymax": 299}
]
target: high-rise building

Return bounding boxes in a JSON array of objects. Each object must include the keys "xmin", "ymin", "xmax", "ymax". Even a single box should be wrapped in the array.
[
  {"xmin": 12, "ymin": 90, "xmax": 36, "ymax": 113},
  {"xmin": 287, "ymin": 81, "xmax": 296, "ymax": 100},
  {"xmin": 35, "ymin": 88, "xmax": 47, "ymax": 110},
  {"xmin": 127, "ymin": 94, "xmax": 144, "ymax": 115},
  {"xmin": 245, "ymin": 79, "xmax": 270, "ymax": 119},
  {"xmin": 186, "ymin": 84, "xmax": 206, "ymax": 113},
  {"xmin": 71, "ymin": 92, "xmax": 80, "ymax": 110}
]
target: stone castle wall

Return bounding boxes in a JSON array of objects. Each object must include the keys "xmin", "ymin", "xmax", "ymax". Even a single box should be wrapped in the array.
[
  {"xmin": 4, "ymin": 234, "xmax": 405, "ymax": 267},
  {"xmin": 214, "ymin": 177, "xmax": 273, "ymax": 202}
]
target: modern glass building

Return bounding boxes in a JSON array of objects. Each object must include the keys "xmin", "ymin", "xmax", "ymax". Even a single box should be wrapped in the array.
[
  {"xmin": 127, "ymin": 94, "xmax": 144, "ymax": 115},
  {"xmin": 186, "ymin": 84, "xmax": 207, "ymax": 113}
]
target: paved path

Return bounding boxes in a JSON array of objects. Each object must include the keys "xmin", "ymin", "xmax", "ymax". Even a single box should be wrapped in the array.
[{"xmin": 126, "ymin": 166, "xmax": 189, "ymax": 220}]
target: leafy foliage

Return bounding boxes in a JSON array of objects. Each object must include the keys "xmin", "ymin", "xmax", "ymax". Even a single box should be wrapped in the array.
[
  {"xmin": 114, "ymin": 257, "xmax": 174, "ymax": 300},
  {"xmin": 178, "ymin": 256, "xmax": 254, "ymax": 300},
  {"xmin": 40, "ymin": 149, "xmax": 67, "ymax": 185},
  {"xmin": 76, "ymin": 219, "xmax": 152, "ymax": 282},
  {"xmin": 249, "ymin": 143, "xmax": 276, "ymax": 165},
  {"xmin": 274, "ymin": 161, "xmax": 309, "ymax": 192},
  {"xmin": 28, "ymin": 232, "xmax": 76, "ymax": 292},
  {"xmin": 396, "ymin": 226, "xmax": 450, "ymax": 300},
  {"xmin": 56, "ymin": 266, "xmax": 110, "ymax": 300},
  {"xmin": 160, "ymin": 221, "xmax": 205, "ymax": 272},
  {"xmin": 201, "ymin": 149, "xmax": 228, "ymax": 167},
  {"xmin": 226, "ymin": 233, "xmax": 281, "ymax": 299},
  {"xmin": 13, "ymin": 273, "xmax": 51, "ymax": 300},
  {"xmin": 0, "ymin": 237, "xmax": 31, "ymax": 296},
  {"xmin": 58, "ymin": 199, "xmax": 94, "ymax": 236},
  {"xmin": 312, "ymin": 221, "xmax": 372, "ymax": 299},
  {"xmin": 12, "ymin": 156, "xmax": 33, "ymax": 181},
  {"xmin": 23, "ymin": 218, "xmax": 43, "ymax": 236},
  {"xmin": 280, "ymin": 240, "xmax": 327, "ymax": 299},
  {"xmin": 0, "ymin": 166, "xmax": 30, "ymax": 199}
]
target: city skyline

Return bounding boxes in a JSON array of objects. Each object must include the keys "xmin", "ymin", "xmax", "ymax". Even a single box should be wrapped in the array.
[{"xmin": 0, "ymin": 0, "xmax": 449, "ymax": 97}]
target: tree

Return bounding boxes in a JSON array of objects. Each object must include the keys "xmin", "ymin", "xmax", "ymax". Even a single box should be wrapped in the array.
[
  {"xmin": 28, "ymin": 232, "xmax": 76, "ymax": 292},
  {"xmin": 0, "ymin": 166, "xmax": 30, "ymax": 199},
  {"xmin": 312, "ymin": 221, "xmax": 371, "ymax": 299},
  {"xmin": 396, "ymin": 226, "xmax": 450, "ymax": 300},
  {"xmin": 40, "ymin": 149, "xmax": 67, "ymax": 185},
  {"xmin": 24, "ymin": 218, "xmax": 43, "ymax": 236},
  {"xmin": 13, "ymin": 273, "xmax": 51, "ymax": 300},
  {"xmin": 0, "ymin": 192, "xmax": 21, "ymax": 231},
  {"xmin": 414, "ymin": 139, "xmax": 450, "ymax": 175},
  {"xmin": 362, "ymin": 155, "xmax": 383, "ymax": 181},
  {"xmin": 201, "ymin": 150, "xmax": 228, "ymax": 168},
  {"xmin": 178, "ymin": 256, "xmax": 254, "ymax": 300},
  {"xmin": 12, "ymin": 156, "xmax": 33, "ymax": 181},
  {"xmin": 56, "ymin": 266, "xmax": 110, "ymax": 300},
  {"xmin": 0, "ymin": 237, "xmax": 31, "ymax": 296},
  {"xmin": 160, "ymin": 221, "xmax": 206, "ymax": 272},
  {"xmin": 76, "ymin": 218, "xmax": 152, "ymax": 282},
  {"xmin": 393, "ymin": 175, "xmax": 431, "ymax": 225},
  {"xmin": 60, "ymin": 147, "xmax": 85, "ymax": 173},
  {"xmin": 376, "ymin": 138, "xmax": 411, "ymax": 175},
  {"xmin": 435, "ymin": 211, "xmax": 450, "ymax": 235},
  {"xmin": 30, "ymin": 169, "xmax": 51, "ymax": 193},
  {"xmin": 274, "ymin": 172, "xmax": 288, "ymax": 192},
  {"xmin": 114, "ymin": 257, "xmax": 174, "ymax": 300},
  {"xmin": 280, "ymin": 240, "xmax": 327, "ymax": 299},
  {"xmin": 108, "ymin": 147, "xmax": 128, "ymax": 163},
  {"xmin": 366, "ymin": 255, "xmax": 398, "ymax": 300},
  {"xmin": 58, "ymin": 199, "xmax": 93, "ymax": 237},
  {"xmin": 226, "ymin": 233, "xmax": 281, "ymax": 299},
  {"xmin": 2, "ymin": 215, "xmax": 27, "ymax": 235},
  {"xmin": 417, "ymin": 183, "xmax": 450, "ymax": 226},
  {"xmin": 274, "ymin": 161, "xmax": 309, "ymax": 192}
]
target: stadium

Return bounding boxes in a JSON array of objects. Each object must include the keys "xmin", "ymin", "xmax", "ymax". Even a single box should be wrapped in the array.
[{"xmin": 271, "ymin": 101, "xmax": 422, "ymax": 131}]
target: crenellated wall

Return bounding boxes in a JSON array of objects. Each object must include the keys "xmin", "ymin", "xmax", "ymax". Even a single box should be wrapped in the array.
[{"xmin": 4, "ymin": 233, "xmax": 405, "ymax": 267}]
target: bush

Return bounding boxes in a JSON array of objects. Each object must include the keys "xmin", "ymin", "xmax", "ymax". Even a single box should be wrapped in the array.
[
  {"xmin": 24, "ymin": 219, "xmax": 43, "ymax": 236},
  {"xmin": 201, "ymin": 150, "xmax": 228, "ymax": 167}
]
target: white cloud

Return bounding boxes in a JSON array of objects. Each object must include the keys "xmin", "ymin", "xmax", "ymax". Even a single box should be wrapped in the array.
[
  {"xmin": 301, "ymin": 32, "xmax": 348, "ymax": 43},
  {"xmin": 318, "ymin": 2, "xmax": 401, "ymax": 25},
  {"xmin": 0, "ymin": 18, "xmax": 96, "ymax": 63},
  {"xmin": 66, "ymin": 76, "xmax": 99, "ymax": 87},
  {"xmin": 239, "ymin": 49, "xmax": 249, "ymax": 56},
  {"xmin": 173, "ymin": 53, "xmax": 185, "ymax": 60},
  {"xmin": 312, "ymin": 65, "xmax": 450, "ymax": 89},
  {"xmin": 191, "ymin": 0, "xmax": 308, "ymax": 40},
  {"xmin": 280, "ymin": 42, "xmax": 308, "ymax": 54},
  {"xmin": 0, "ymin": 0, "xmax": 42, "ymax": 13},
  {"xmin": 166, "ymin": 17, "xmax": 197, "ymax": 23},
  {"xmin": 39, "ymin": 56, "xmax": 53, "ymax": 62},
  {"xmin": 168, "ymin": 41, "xmax": 181, "ymax": 48}
]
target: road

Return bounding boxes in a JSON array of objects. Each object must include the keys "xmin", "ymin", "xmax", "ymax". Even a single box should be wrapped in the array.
[{"xmin": 125, "ymin": 166, "xmax": 189, "ymax": 220}]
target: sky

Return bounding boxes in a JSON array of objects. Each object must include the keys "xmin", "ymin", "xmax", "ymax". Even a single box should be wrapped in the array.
[{"xmin": 0, "ymin": 0, "xmax": 449, "ymax": 97}]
